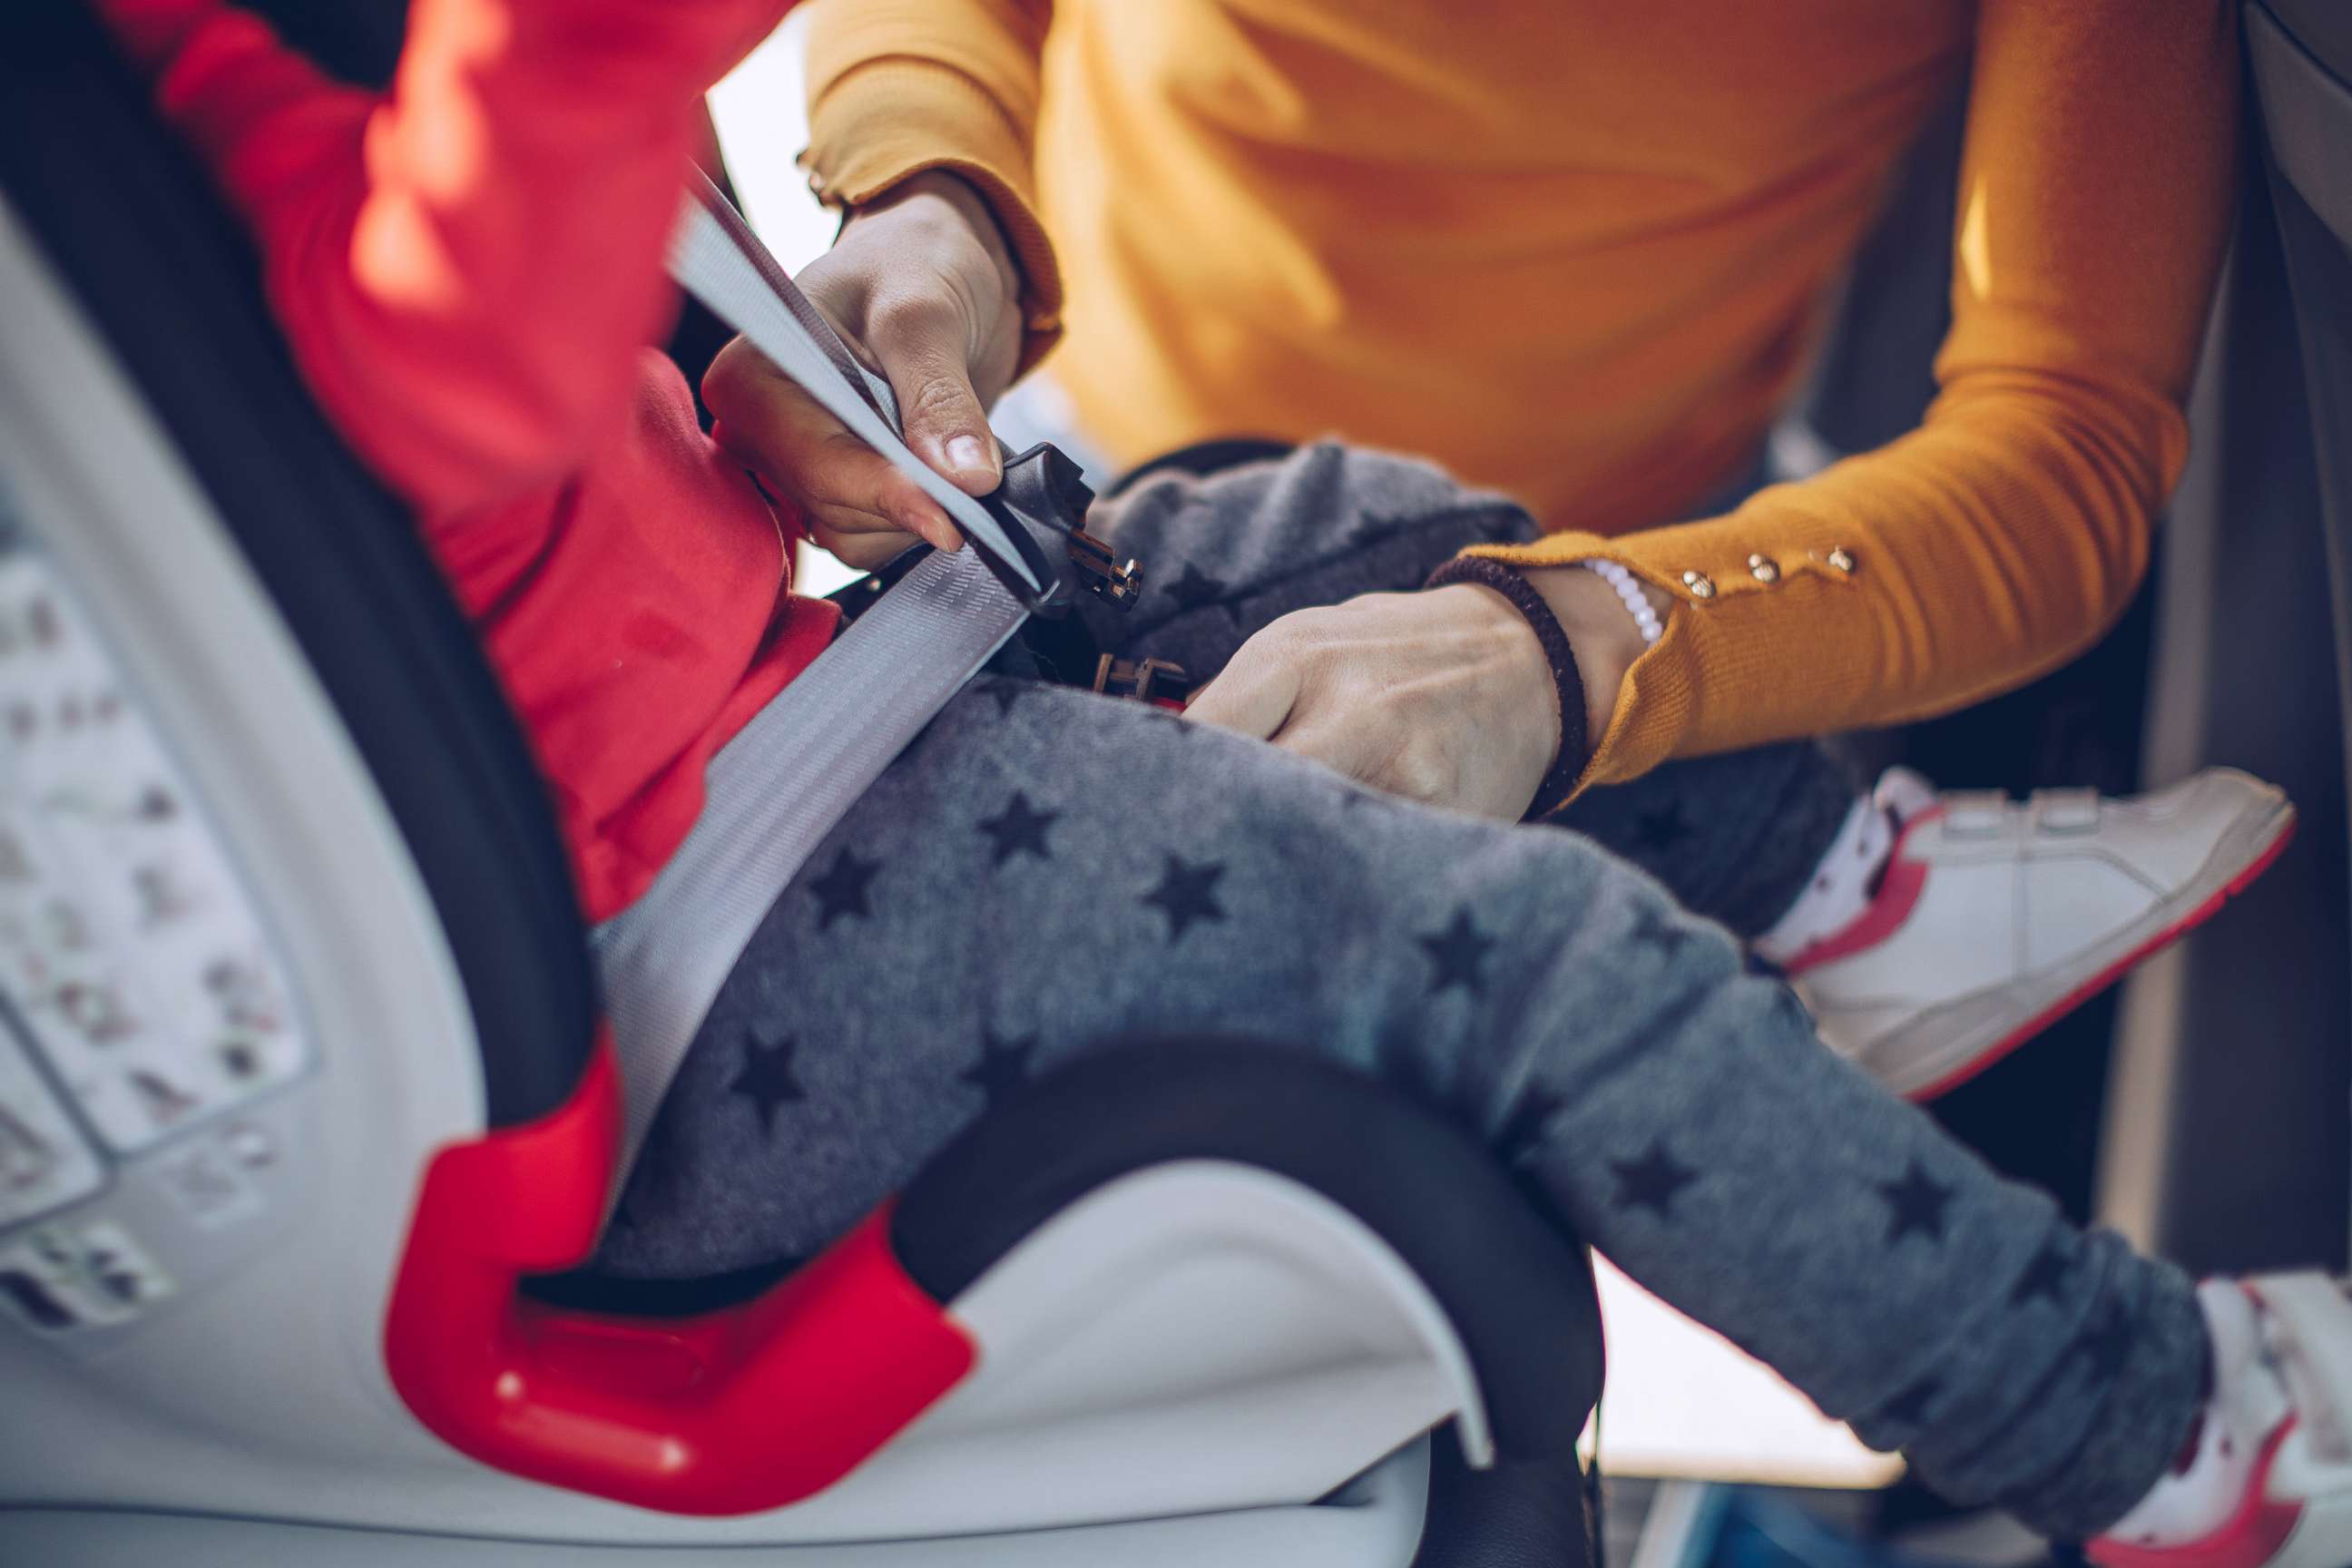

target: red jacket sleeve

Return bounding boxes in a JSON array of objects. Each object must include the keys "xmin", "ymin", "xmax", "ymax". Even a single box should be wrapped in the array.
[{"xmin": 97, "ymin": 0, "xmax": 793, "ymax": 513}]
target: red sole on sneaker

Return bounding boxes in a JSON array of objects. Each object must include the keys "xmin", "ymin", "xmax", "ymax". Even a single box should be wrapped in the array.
[{"xmin": 1906, "ymin": 810, "xmax": 2299, "ymax": 1103}]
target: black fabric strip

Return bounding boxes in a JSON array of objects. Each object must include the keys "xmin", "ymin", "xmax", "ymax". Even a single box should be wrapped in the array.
[
  {"xmin": 1423, "ymin": 558, "xmax": 1587, "ymax": 819},
  {"xmin": 1105, "ymin": 436, "xmax": 1297, "ymax": 497}
]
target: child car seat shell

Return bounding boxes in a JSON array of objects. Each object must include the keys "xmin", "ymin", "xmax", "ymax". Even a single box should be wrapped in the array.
[{"xmin": 0, "ymin": 4, "xmax": 1603, "ymax": 1562}]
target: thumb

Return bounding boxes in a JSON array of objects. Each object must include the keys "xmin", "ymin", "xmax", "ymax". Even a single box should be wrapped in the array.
[{"xmin": 875, "ymin": 334, "xmax": 1003, "ymax": 498}]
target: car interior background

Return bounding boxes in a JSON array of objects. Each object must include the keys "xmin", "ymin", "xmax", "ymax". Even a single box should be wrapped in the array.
[{"xmin": 0, "ymin": 3, "xmax": 2346, "ymax": 1566}]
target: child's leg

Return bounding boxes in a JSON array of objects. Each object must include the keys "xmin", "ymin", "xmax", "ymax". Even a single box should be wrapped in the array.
[{"xmin": 599, "ymin": 681, "xmax": 2201, "ymax": 1542}]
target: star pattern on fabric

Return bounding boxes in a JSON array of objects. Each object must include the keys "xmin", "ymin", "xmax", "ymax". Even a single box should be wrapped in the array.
[
  {"xmin": 1880, "ymin": 1377, "xmax": 1942, "ymax": 1428},
  {"xmin": 2012, "ymin": 1239, "xmax": 2077, "ymax": 1308},
  {"xmin": 1494, "ymin": 1082, "xmax": 1565, "ymax": 1168},
  {"xmin": 959, "ymin": 1031, "xmax": 1037, "ymax": 1108},
  {"xmin": 2073, "ymin": 1300, "xmax": 2135, "ymax": 1384},
  {"xmin": 1629, "ymin": 904, "xmax": 1697, "ymax": 963},
  {"xmin": 1877, "ymin": 1159, "xmax": 1955, "ymax": 1247},
  {"xmin": 1420, "ymin": 906, "xmax": 1496, "ymax": 996},
  {"xmin": 1164, "ymin": 562, "xmax": 1231, "ymax": 613},
  {"xmin": 977, "ymin": 791, "xmax": 1060, "ymax": 867},
  {"xmin": 1143, "ymin": 854, "xmax": 1228, "ymax": 940},
  {"xmin": 1611, "ymin": 1138, "xmax": 1700, "ymax": 1220},
  {"xmin": 729, "ymin": 1025, "xmax": 806, "ymax": 1134},
  {"xmin": 806, "ymin": 846, "xmax": 882, "ymax": 927},
  {"xmin": 1632, "ymin": 802, "xmax": 1693, "ymax": 855}
]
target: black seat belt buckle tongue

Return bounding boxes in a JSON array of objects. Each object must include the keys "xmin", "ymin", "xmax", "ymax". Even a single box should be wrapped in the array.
[{"xmin": 973, "ymin": 441, "xmax": 1142, "ymax": 617}]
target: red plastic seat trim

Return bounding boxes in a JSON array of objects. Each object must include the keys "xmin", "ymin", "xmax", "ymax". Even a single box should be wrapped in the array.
[{"xmin": 383, "ymin": 1033, "xmax": 976, "ymax": 1514}]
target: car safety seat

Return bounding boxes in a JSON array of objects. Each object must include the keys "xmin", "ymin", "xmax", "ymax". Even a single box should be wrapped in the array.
[{"xmin": 0, "ymin": 5, "xmax": 1606, "ymax": 1563}]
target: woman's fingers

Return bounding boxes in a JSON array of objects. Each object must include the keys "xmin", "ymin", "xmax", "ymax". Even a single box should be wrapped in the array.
[
  {"xmin": 705, "ymin": 338, "xmax": 964, "ymax": 558},
  {"xmin": 1193, "ymin": 655, "xmax": 1437, "ymax": 804},
  {"xmin": 1184, "ymin": 634, "xmax": 1308, "ymax": 740},
  {"xmin": 1265, "ymin": 710, "xmax": 1396, "ymax": 789},
  {"xmin": 1180, "ymin": 593, "xmax": 1558, "ymax": 819},
  {"xmin": 800, "ymin": 503, "xmax": 935, "ymax": 569}
]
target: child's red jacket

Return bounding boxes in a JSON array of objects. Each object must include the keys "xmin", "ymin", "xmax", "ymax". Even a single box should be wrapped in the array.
[{"xmin": 101, "ymin": 0, "xmax": 838, "ymax": 920}]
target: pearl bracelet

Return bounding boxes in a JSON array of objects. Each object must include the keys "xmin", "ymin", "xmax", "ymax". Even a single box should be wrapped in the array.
[{"xmin": 1578, "ymin": 558, "xmax": 1663, "ymax": 645}]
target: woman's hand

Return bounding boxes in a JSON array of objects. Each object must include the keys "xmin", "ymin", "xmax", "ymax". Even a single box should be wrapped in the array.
[
  {"xmin": 1184, "ymin": 568, "xmax": 1663, "ymax": 818},
  {"xmin": 700, "ymin": 172, "xmax": 1024, "ymax": 570}
]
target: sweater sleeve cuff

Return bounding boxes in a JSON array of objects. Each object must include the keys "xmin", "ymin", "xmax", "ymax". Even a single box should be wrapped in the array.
[
  {"xmin": 1461, "ymin": 523, "xmax": 1874, "ymax": 800},
  {"xmin": 802, "ymin": 59, "xmax": 1065, "ymax": 377}
]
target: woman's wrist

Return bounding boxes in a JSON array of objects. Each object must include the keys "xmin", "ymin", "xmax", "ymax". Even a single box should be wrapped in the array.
[
  {"xmin": 1422, "ymin": 559, "xmax": 1586, "ymax": 817},
  {"xmin": 1523, "ymin": 563, "xmax": 1671, "ymax": 756}
]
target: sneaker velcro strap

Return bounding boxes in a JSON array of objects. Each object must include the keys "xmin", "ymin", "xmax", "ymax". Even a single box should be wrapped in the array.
[
  {"xmin": 1941, "ymin": 791, "xmax": 2011, "ymax": 838},
  {"xmin": 2030, "ymin": 789, "xmax": 2101, "ymax": 836}
]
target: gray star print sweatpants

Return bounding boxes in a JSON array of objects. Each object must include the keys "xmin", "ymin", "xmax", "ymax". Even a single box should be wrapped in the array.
[{"xmin": 594, "ymin": 443, "xmax": 2206, "ymax": 1541}]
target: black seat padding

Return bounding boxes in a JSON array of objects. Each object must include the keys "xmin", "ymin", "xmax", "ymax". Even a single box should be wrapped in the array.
[
  {"xmin": 894, "ymin": 1039, "xmax": 1606, "ymax": 1465},
  {"xmin": 0, "ymin": 1, "xmax": 596, "ymax": 1126},
  {"xmin": 2269, "ymin": 0, "xmax": 2352, "ymax": 85},
  {"xmin": 1412, "ymin": 1428, "xmax": 1596, "ymax": 1568},
  {"xmin": 238, "ymin": 0, "xmax": 407, "ymax": 89},
  {"xmin": 2255, "ymin": 1, "xmax": 2352, "ymax": 251}
]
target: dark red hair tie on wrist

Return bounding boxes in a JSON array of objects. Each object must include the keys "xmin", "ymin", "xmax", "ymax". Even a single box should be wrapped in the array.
[{"xmin": 1424, "ymin": 556, "xmax": 1587, "ymax": 820}]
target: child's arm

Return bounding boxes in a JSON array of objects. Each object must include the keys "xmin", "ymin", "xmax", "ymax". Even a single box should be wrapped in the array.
[{"xmin": 98, "ymin": 0, "xmax": 790, "ymax": 513}]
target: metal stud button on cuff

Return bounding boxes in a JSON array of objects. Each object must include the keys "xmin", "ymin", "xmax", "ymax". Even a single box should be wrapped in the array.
[{"xmin": 1665, "ymin": 544, "xmax": 1857, "ymax": 599}]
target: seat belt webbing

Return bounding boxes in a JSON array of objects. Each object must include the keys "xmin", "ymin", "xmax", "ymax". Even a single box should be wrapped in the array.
[{"xmin": 591, "ymin": 181, "xmax": 1030, "ymax": 1180}]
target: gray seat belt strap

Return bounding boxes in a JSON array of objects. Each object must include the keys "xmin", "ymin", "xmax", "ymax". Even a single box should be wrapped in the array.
[{"xmin": 591, "ymin": 181, "xmax": 1029, "ymax": 1179}]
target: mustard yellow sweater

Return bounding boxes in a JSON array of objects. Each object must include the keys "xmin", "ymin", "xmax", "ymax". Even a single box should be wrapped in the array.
[{"xmin": 798, "ymin": 0, "xmax": 2236, "ymax": 791}]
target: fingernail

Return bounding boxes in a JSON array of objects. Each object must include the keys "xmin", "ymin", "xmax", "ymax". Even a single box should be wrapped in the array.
[{"xmin": 946, "ymin": 435, "xmax": 994, "ymax": 476}]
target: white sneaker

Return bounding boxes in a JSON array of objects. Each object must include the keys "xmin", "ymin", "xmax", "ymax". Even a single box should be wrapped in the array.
[
  {"xmin": 1785, "ymin": 768, "xmax": 2295, "ymax": 1101},
  {"xmin": 2090, "ymin": 1273, "xmax": 2352, "ymax": 1568}
]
